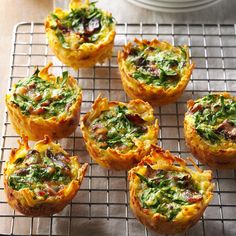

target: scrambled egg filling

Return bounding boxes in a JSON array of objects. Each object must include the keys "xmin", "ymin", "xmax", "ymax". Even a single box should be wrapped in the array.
[
  {"xmin": 8, "ymin": 149, "xmax": 73, "ymax": 199},
  {"xmin": 11, "ymin": 68, "xmax": 78, "ymax": 119},
  {"xmin": 189, "ymin": 94, "xmax": 236, "ymax": 144},
  {"xmin": 89, "ymin": 105, "xmax": 148, "ymax": 152},
  {"xmin": 125, "ymin": 44, "xmax": 187, "ymax": 88},
  {"xmin": 49, "ymin": 2, "xmax": 115, "ymax": 49},
  {"xmin": 136, "ymin": 169, "xmax": 202, "ymax": 220}
]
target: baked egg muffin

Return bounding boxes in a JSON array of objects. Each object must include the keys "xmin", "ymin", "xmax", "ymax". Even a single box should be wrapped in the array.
[
  {"xmin": 184, "ymin": 92, "xmax": 236, "ymax": 169},
  {"xmin": 4, "ymin": 135, "xmax": 88, "ymax": 216},
  {"xmin": 118, "ymin": 38, "xmax": 194, "ymax": 106},
  {"xmin": 80, "ymin": 96, "xmax": 159, "ymax": 170},
  {"xmin": 45, "ymin": 0, "xmax": 116, "ymax": 69},
  {"xmin": 129, "ymin": 145, "xmax": 214, "ymax": 234},
  {"xmin": 5, "ymin": 62, "xmax": 82, "ymax": 141}
]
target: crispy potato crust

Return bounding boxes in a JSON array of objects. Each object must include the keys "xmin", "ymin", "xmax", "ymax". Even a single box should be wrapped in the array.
[
  {"xmin": 5, "ymin": 62, "xmax": 82, "ymax": 141},
  {"xmin": 128, "ymin": 145, "xmax": 214, "ymax": 234},
  {"xmin": 80, "ymin": 96, "xmax": 159, "ymax": 170},
  {"xmin": 4, "ymin": 135, "xmax": 88, "ymax": 217},
  {"xmin": 45, "ymin": 0, "xmax": 116, "ymax": 69},
  {"xmin": 118, "ymin": 38, "xmax": 194, "ymax": 106},
  {"xmin": 184, "ymin": 92, "xmax": 236, "ymax": 169}
]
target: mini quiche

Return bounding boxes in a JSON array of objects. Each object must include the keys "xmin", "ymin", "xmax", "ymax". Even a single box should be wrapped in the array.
[
  {"xmin": 45, "ymin": 0, "xmax": 116, "ymax": 69},
  {"xmin": 80, "ymin": 96, "xmax": 159, "ymax": 170},
  {"xmin": 184, "ymin": 93, "xmax": 236, "ymax": 169},
  {"xmin": 118, "ymin": 38, "xmax": 194, "ymax": 106},
  {"xmin": 4, "ymin": 135, "xmax": 88, "ymax": 216},
  {"xmin": 129, "ymin": 145, "xmax": 214, "ymax": 235},
  {"xmin": 5, "ymin": 62, "xmax": 82, "ymax": 141}
]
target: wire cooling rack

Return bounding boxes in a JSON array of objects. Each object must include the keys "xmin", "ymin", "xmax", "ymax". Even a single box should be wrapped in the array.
[{"xmin": 0, "ymin": 23, "xmax": 236, "ymax": 236}]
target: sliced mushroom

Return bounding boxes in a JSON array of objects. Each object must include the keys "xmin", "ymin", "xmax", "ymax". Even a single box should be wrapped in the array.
[
  {"xmin": 147, "ymin": 64, "xmax": 160, "ymax": 77},
  {"xmin": 94, "ymin": 127, "xmax": 108, "ymax": 141},
  {"xmin": 15, "ymin": 168, "xmax": 29, "ymax": 176},
  {"xmin": 25, "ymin": 150, "xmax": 41, "ymax": 165},
  {"xmin": 85, "ymin": 17, "xmax": 101, "ymax": 35},
  {"xmin": 190, "ymin": 103, "xmax": 203, "ymax": 113},
  {"xmin": 126, "ymin": 114, "xmax": 145, "ymax": 125},
  {"xmin": 135, "ymin": 57, "xmax": 148, "ymax": 67},
  {"xmin": 183, "ymin": 189, "xmax": 203, "ymax": 203},
  {"xmin": 215, "ymin": 119, "xmax": 236, "ymax": 141},
  {"xmin": 15, "ymin": 86, "xmax": 28, "ymax": 95}
]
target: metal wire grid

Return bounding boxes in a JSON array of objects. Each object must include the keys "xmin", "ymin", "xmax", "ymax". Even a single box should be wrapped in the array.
[{"xmin": 0, "ymin": 23, "xmax": 236, "ymax": 236}]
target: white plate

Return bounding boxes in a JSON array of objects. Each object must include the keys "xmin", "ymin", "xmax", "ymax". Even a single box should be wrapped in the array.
[
  {"xmin": 140, "ymin": 0, "xmax": 218, "ymax": 8},
  {"xmin": 127, "ymin": 0, "xmax": 222, "ymax": 12},
  {"xmin": 148, "ymin": 0, "xmax": 213, "ymax": 3}
]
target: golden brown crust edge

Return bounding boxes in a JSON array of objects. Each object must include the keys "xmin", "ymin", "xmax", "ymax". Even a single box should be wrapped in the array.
[
  {"xmin": 184, "ymin": 92, "xmax": 236, "ymax": 169},
  {"xmin": 45, "ymin": 27, "xmax": 116, "ymax": 69},
  {"xmin": 5, "ymin": 62, "xmax": 82, "ymax": 141},
  {"xmin": 4, "ymin": 136, "xmax": 88, "ymax": 216},
  {"xmin": 128, "ymin": 146, "xmax": 214, "ymax": 235},
  {"xmin": 80, "ymin": 96, "xmax": 159, "ymax": 170},
  {"xmin": 118, "ymin": 38, "xmax": 194, "ymax": 106}
]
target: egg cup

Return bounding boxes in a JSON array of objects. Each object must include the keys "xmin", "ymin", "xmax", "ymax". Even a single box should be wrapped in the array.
[{"xmin": 118, "ymin": 38, "xmax": 194, "ymax": 106}]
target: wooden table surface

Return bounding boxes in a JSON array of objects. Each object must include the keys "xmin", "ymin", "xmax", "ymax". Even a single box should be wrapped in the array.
[{"xmin": 0, "ymin": 0, "xmax": 235, "ymax": 135}]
